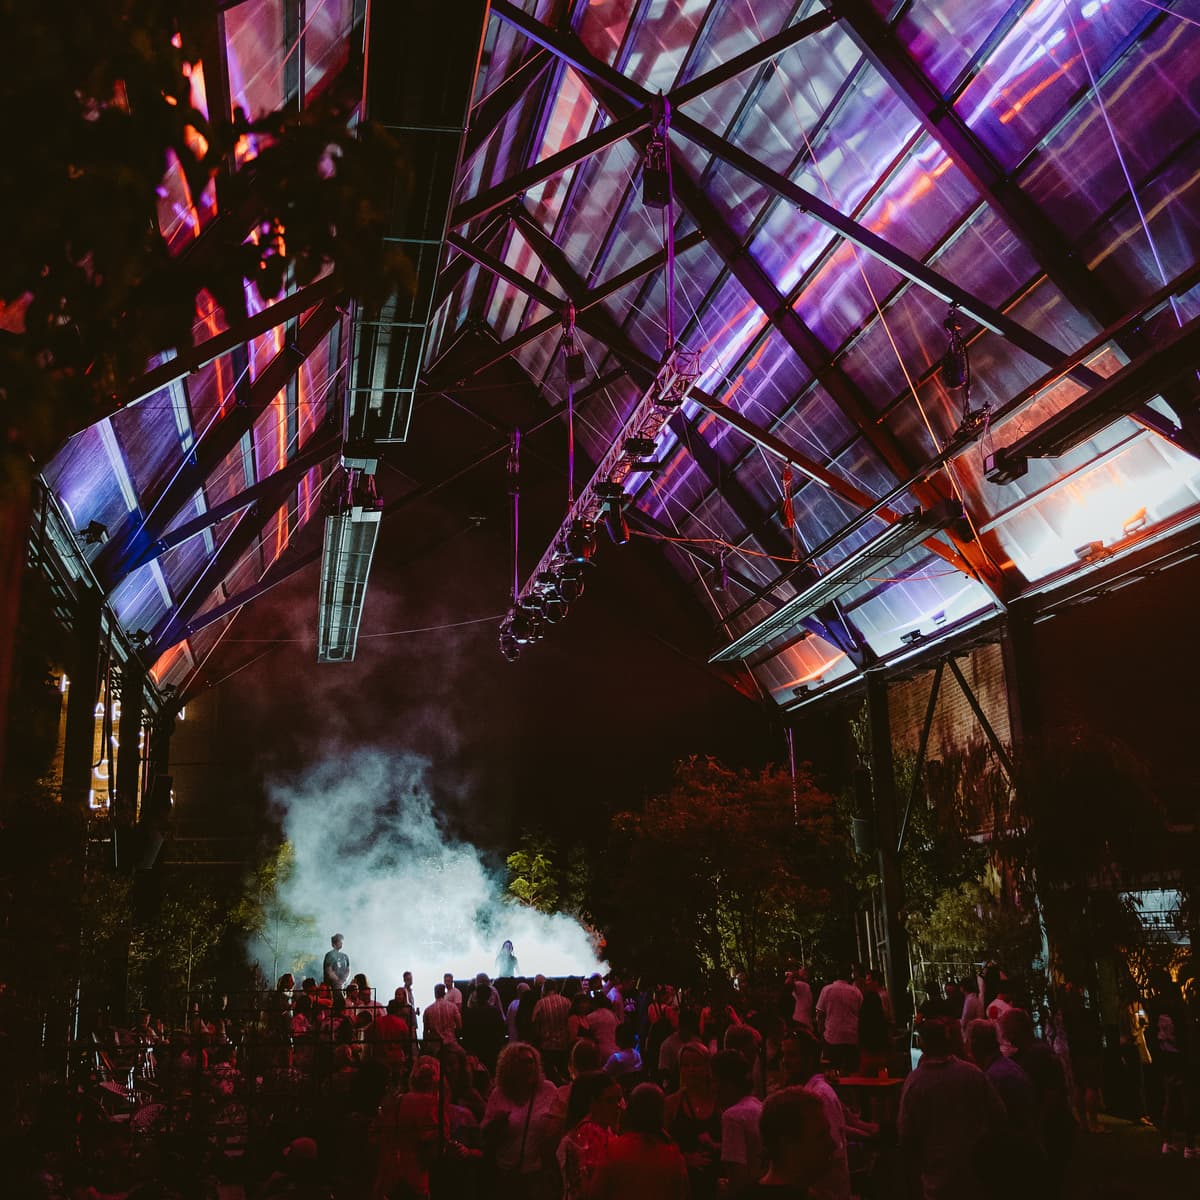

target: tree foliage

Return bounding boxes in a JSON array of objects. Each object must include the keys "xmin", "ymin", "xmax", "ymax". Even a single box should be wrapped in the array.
[
  {"xmin": 601, "ymin": 757, "xmax": 847, "ymax": 984},
  {"xmin": 232, "ymin": 841, "xmax": 318, "ymax": 983}
]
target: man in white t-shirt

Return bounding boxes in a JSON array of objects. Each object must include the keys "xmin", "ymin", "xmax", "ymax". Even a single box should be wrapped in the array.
[
  {"xmin": 786, "ymin": 1029, "xmax": 852, "ymax": 1200},
  {"xmin": 815, "ymin": 966, "xmax": 862, "ymax": 1074},
  {"xmin": 442, "ymin": 972, "xmax": 463, "ymax": 1009},
  {"xmin": 714, "ymin": 1049, "xmax": 763, "ymax": 1193}
]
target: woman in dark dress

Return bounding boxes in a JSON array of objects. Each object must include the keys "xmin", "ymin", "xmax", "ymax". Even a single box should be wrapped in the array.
[{"xmin": 663, "ymin": 1042, "xmax": 721, "ymax": 1199}]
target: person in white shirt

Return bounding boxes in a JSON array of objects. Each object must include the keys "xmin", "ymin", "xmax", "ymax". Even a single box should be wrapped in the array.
[
  {"xmin": 713, "ymin": 1048, "xmax": 763, "ymax": 1193},
  {"xmin": 443, "ymin": 972, "xmax": 463, "ymax": 1009},
  {"xmin": 815, "ymin": 966, "xmax": 862, "ymax": 1074}
]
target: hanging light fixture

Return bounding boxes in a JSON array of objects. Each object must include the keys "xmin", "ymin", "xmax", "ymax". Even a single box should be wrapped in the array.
[{"xmin": 564, "ymin": 518, "xmax": 597, "ymax": 563}]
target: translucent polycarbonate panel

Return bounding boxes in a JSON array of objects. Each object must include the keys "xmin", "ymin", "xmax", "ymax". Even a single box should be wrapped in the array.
[
  {"xmin": 837, "ymin": 277, "xmax": 952, "ymax": 425},
  {"xmin": 485, "ymin": 225, "xmax": 541, "ymax": 342},
  {"xmin": 773, "ymin": 382, "xmax": 859, "ymax": 465},
  {"xmin": 700, "ymin": 156, "xmax": 778, "ymax": 243},
  {"xmin": 1019, "ymin": 17, "xmax": 1200, "ymax": 237},
  {"xmin": 955, "ymin": 0, "xmax": 1152, "ymax": 170},
  {"xmin": 252, "ymin": 399, "xmax": 291, "ymax": 481},
  {"xmin": 225, "ymin": 0, "xmax": 286, "ymax": 119},
  {"xmin": 191, "ymin": 288, "xmax": 229, "ymax": 346},
  {"xmin": 304, "ymin": 0, "xmax": 356, "ymax": 100},
  {"xmin": 185, "ymin": 354, "xmax": 245, "ymax": 433},
  {"xmin": 221, "ymin": 521, "xmax": 272, "ymax": 596},
  {"xmin": 839, "ymin": 547, "xmax": 997, "ymax": 657},
  {"xmin": 621, "ymin": 0, "xmax": 708, "ymax": 93},
  {"xmin": 577, "ymin": 0, "xmax": 640, "ymax": 71},
  {"xmin": 158, "ymin": 149, "xmax": 218, "ymax": 252},
  {"xmin": 926, "ymin": 205, "xmax": 1039, "ymax": 307},
  {"xmin": 755, "ymin": 640, "xmax": 857, "ymax": 704},
  {"xmin": 750, "ymin": 200, "xmax": 840, "ymax": 304},
  {"xmin": 111, "ymin": 563, "xmax": 173, "ymax": 640},
  {"xmin": 892, "ymin": 0, "xmax": 1019, "ymax": 95},
  {"xmin": 789, "ymin": 59, "xmax": 921, "ymax": 221},
  {"xmin": 977, "ymin": 427, "xmax": 1200, "ymax": 582},
  {"xmin": 1080, "ymin": 145, "xmax": 1200, "ymax": 304},
  {"xmin": 724, "ymin": 22, "xmax": 859, "ymax": 185},
  {"xmin": 43, "ymin": 426, "xmax": 135, "ymax": 568},
  {"xmin": 109, "ymin": 388, "xmax": 190, "ymax": 504},
  {"xmin": 204, "ymin": 439, "xmax": 253, "ymax": 512},
  {"xmin": 679, "ymin": 1, "xmax": 848, "ymax": 141},
  {"xmin": 297, "ymin": 329, "xmax": 337, "ymax": 447},
  {"xmin": 717, "ymin": 328, "xmax": 815, "ymax": 434},
  {"xmin": 149, "ymin": 641, "xmax": 195, "ymax": 690},
  {"xmin": 156, "ymin": 515, "xmax": 211, "ymax": 592},
  {"xmin": 556, "ymin": 139, "xmax": 642, "ymax": 279},
  {"xmin": 523, "ymin": 69, "xmax": 600, "ymax": 227}
]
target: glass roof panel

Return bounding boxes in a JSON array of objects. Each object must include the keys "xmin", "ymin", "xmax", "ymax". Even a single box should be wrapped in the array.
[
  {"xmin": 954, "ymin": 0, "xmax": 1152, "ymax": 170},
  {"xmin": 756, "ymin": 640, "xmax": 857, "ymax": 704},
  {"xmin": 839, "ymin": 545, "xmax": 996, "ymax": 656},
  {"xmin": 621, "ymin": 0, "xmax": 709, "ymax": 92},
  {"xmin": 891, "ymin": 0, "xmax": 1021, "ymax": 95},
  {"xmin": 304, "ymin": 0, "xmax": 356, "ymax": 100},
  {"xmin": 225, "ymin": 0, "xmax": 287, "ymax": 119},
  {"xmin": 111, "ymin": 561, "xmax": 174, "ymax": 639},
  {"xmin": 1019, "ymin": 16, "xmax": 1200, "ymax": 237}
]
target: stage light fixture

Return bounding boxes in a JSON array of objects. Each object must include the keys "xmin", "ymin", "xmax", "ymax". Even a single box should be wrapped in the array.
[
  {"xmin": 712, "ymin": 551, "xmax": 729, "ymax": 593},
  {"xmin": 510, "ymin": 608, "xmax": 538, "ymax": 644},
  {"xmin": 1073, "ymin": 540, "xmax": 1106, "ymax": 563},
  {"xmin": 900, "ymin": 629, "xmax": 923, "ymax": 645},
  {"xmin": 562, "ymin": 335, "xmax": 586, "ymax": 384},
  {"xmin": 642, "ymin": 136, "xmax": 669, "ymax": 208},
  {"xmin": 624, "ymin": 435, "xmax": 656, "ymax": 458},
  {"xmin": 557, "ymin": 569, "xmax": 585, "ymax": 604},
  {"xmin": 543, "ymin": 595, "xmax": 568, "ymax": 624},
  {"xmin": 498, "ymin": 628, "xmax": 521, "ymax": 662},
  {"xmin": 82, "ymin": 520, "xmax": 109, "ymax": 546},
  {"xmin": 565, "ymin": 518, "xmax": 597, "ymax": 563}
]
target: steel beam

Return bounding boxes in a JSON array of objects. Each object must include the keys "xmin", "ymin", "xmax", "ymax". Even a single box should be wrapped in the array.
[
  {"xmin": 96, "ymin": 299, "xmax": 342, "ymax": 588},
  {"xmin": 493, "ymin": 1, "xmax": 1095, "ymax": 383},
  {"xmin": 445, "ymin": 232, "xmax": 567, "ymax": 311},
  {"xmin": 116, "ymin": 277, "xmax": 341, "ymax": 412},
  {"xmin": 832, "ymin": 0, "xmax": 1195, "ymax": 449},
  {"xmin": 450, "ymin": 105, "xmax": 653, "ymax": 228},
  {"xmin": 125, "ymin": 431, "xmax": 340, "ymax": 572},
  {"xmin": 455, "ymin": 228, "xmax": 706, "ymax": 381},
  {"xmin": 664, "ymin": 149, "xmax": 1004, "ymax": 593},
  {"xmin": 433, "ymin": 209, "xmax": 510, "ymax": 311}
]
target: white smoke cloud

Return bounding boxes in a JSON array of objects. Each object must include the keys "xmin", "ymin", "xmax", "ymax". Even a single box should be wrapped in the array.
[{"xmin": 256, "ymin": 748, "xmax": 604, "ymax": 1003}]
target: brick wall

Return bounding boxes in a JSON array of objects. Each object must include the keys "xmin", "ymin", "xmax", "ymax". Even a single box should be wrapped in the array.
[{"xmin": 887, "ymin": 641, "xmax": 1011, "ymax": 759}]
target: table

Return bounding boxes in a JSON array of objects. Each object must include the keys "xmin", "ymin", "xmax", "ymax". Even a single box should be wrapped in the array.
[{"xmin": 832, "ymin": 1074, "xmax": 904, "ymax": 1126}]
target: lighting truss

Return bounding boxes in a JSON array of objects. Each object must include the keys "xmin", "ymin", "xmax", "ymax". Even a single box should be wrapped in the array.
[
  {"xmin": 514, "ymin": 346, "xmax": 701, "ymax": 602},
  {"xmin": 709, "ymin": 500, "xmax": 964, "ymax": 663},
  {"xmin": 316, "ymin": 463, "xmax": 383, "ymax": 663}
]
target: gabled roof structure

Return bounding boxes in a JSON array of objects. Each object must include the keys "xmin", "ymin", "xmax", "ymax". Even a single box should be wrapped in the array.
[{"xmin": 35, "ymin": 0, "xmax": 1200, "ymax": 711}]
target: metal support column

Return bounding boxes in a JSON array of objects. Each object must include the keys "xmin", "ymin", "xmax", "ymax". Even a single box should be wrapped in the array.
[
  {"xmin": 115, "ymin": 661, "xmax": 145, "ymax": 868},
  {"xmin": 61, "ymin": 589, "xmax": 103, "ymax": 813},
  {"xmin": 866, "ymin": 671, "xmax": 911, "ymax": 1023}
]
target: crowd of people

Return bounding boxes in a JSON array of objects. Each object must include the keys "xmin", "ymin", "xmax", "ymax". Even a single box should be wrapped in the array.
[{"xmin": 3, "ymin": 935, "xmax": 1198, "ymax": 1200}]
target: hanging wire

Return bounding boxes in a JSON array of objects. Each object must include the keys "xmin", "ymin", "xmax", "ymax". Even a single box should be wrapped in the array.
[
  {"xmin": 507, "ymin": 427, "xmax": 521, "ymax": 607},
  {"xmin": 560, "ymin": 306, "xmax": 577, "ymax": 506}
]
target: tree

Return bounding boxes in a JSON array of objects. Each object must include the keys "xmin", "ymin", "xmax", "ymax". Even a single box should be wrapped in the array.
[
  {"xmin": 602, "ymin": 757, "xmax": 848, "ymax": 984},
  {"xmin": 231, "ymin": 842, "xmax": 317, "ymax": 983},
  {"xmin": 506, "ymin": 835, "xmax": 561, "ymax": 914}
]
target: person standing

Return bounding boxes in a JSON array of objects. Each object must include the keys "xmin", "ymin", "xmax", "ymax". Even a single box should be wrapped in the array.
[
  {"xmin": 792, "ymin": 966, "xmax": 814, "ymax": 1031},
  {"xmin": 423, "ymin": 983, "xmax": 462, "ymax": 1049},
  {"xmin": 783, "ymin": 1029, "xmax": 851, "ymax": 1200},
  {"xmin": 533, "ymin": 978, "xmax": 572, "ymax": 1082},
  {"xmin": 323, "ymin": 934, "xmax": 350, "ymax": 993},
  {"xmin": 815, "ymin": 966, "xmax": 861, "ymax": 1074},
  {"xmin": 594, "ymin": 1083, "xmax": 688, "ymax": 1200},
  {"xmin": 443, "ymin": 972, "xmax": 464, "ymax": 1009},
  {"xmin": 897, "ymin": 1019, "xmax": 1005, "ymax": 1200},
  {"xmin": 713, "ymin": 1049, "xmax": 763, "ymax": 1196}
]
